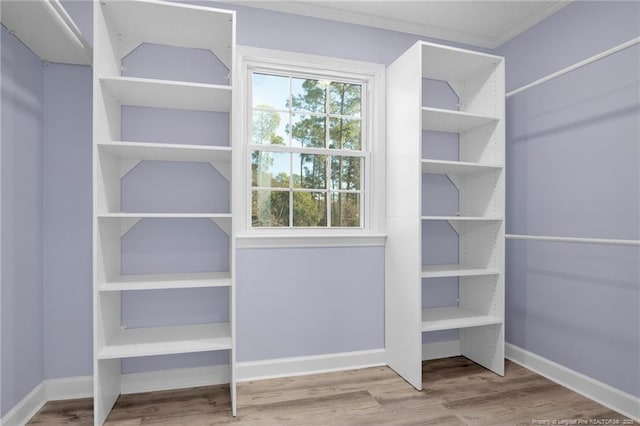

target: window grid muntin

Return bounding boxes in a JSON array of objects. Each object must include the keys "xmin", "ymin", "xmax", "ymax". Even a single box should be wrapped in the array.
[
  {"xmin": 249, "ymin": 68, "xmax": 368, "ymax": 229},
  {"xmin": 251, "ymin": 70, "xmax": 366, "ymax": 151},
  {"xmin": 250, "ymin": 150, "xmax": 365, "ymax": 228}
]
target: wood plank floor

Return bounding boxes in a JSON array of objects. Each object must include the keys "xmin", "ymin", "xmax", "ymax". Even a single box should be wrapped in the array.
[{"xmin": 27, "ymin": 357, "xmax": 634, "ymax": 425}]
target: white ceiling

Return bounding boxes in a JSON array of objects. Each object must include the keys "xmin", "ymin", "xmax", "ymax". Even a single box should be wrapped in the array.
[{"xmin": 224, "ymin": 0, "xmax": 572, "ymax": 48}]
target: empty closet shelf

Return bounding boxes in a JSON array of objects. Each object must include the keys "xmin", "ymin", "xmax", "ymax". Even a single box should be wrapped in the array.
[
  {"xmin": 99, "ymin": 272, "xmax": 231, "ymax": 291},
  {"xmin": 422, "ymin": 307, "xmax": 501, "ymax": 332},
  {"xmin": 97, "ymin": 322, "xmax": 232, "ymax": 359},
  {"xmin": 421, "ymin": 265, "xmax": 499, "ymax": 278},
  {"xmin": 97, "ymin": 213, "xmax": 232, "ymax": 219},
  {"xmin": 99, "ymin": 76, "xmax": 232, "ymax": 112},
  {"xmin": 98, "ymin": 141, "xmax": 231, "ymax": 163},
  {"xmin": 421, "ymin": 107, "xmax": 498, "ymax": 133},
  {"xmin": 100, "ymin": 0, "xmax": 233, "ymax": 68},
  {"xmin": 421, "ymin": 42, "xmax": 499, "ymax": 82},
  {"xmin": 421, "ymin": 216, "xmax": 502, "ymax": 221},
  {"xmin": 421, "ymin": 159, "xmax": 502, "ymax": 175}
]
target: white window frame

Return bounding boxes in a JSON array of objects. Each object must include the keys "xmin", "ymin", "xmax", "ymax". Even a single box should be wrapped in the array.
[{"xmin": 233, "ymin": 46, "xmax": 386, "ymax": 248}]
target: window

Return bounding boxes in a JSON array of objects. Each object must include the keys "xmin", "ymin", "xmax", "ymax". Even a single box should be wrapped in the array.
[
  {"xmin": 236, "ymin": 47, "xmax": 385, "ymax": 247},
  {"xmin": 251, "ymin": 72, "xmax": 364, "ymax": 228}
]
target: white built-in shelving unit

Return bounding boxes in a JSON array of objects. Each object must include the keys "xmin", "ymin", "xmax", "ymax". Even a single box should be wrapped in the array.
[
  {"xmin": 386, "ymin": 41, "xmax": 505, "ymax": 390},
  {"xmin": 93, "ymin": 1, "xmax": 236, "ymax": 424}
]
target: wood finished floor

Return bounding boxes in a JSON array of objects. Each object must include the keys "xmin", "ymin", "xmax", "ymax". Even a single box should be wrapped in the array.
[{"xmin": 28, "ymin": 357, "xmax": 634, "ymax": 425}]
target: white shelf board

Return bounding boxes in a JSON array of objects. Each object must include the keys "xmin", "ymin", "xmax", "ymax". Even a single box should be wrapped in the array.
[
  {"xmin": 2, "ymin": 0, "xmax": 92, "ymax": 65},
  {"xmin": 421, "ymin": 265, "xmax": 499, "ymax": 279},
  {"xmin": 421, "ymin": 159, "xmax": 502, "ymax": 175},
  {"xmin": 99, "ymin": 272, "xmax": 231, "ymax": 292},
  {"xmin": 422, "ymin": 307, "xmax": 501, "ymax": 332},
  {"xmin": 421, "ymin": 216, "xmax": 503, "ymax": 222},
  {"xmin": 99, "ymin": 76, "xmax": 232, "ymax": 112},
  {"xmin": 101, "ymin": 0, "xmax": 233, "ymax": 68},
  {"xmin": 97, "ymin": 213, "xmax": 232, "ymax": 219},
  {"xmin": 98, "ymin": 141, "xmax": 231, "ymax": 163},
  {"xmin": 98, "ymin": 322, "xmax": 231, "ymax": 359},
  {"xmin": 421, "ymin": 107, "xmax": 498, "ymax": 133},
  {"xmin": 421, "ymin": 41, "xmax": 501, "ymax": 82}
]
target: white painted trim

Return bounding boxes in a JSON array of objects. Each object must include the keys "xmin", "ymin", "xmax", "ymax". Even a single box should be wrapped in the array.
[
  {"xmin": 45, "ymin": 376, "xmax": 93, "ymax": 401},
  {"xmin": 120, "ymin": 364, "xmax": 230, "ymax": 395},
  {"xmin": 492, "ymin": 2, "xmax": 572, "ymax": 48},
  {"xmin": 236, "ymin": 234, "xmax": 386, "ymax": 248},
  {"xmin": 506, "ymin": 343, "xmax": 640, "ymax": 422},
  {"xmin": 38, "ymin": 365, "xmax": 232, "ymax": 402},
  {"xmin": 234, "ymin": 46, "xmax": 386, "ymax": 244},
  {"xmin": 1, "ymin": 382, "xmax": 47, "ymax": 426},
  {"xmin": 236, "ymin": 349, "xmax": 386, "ymax": 382},
  {"xmin": 422, "ymin": 340, "xmax": 461, "ymax": 361},
  {"xmin": 237, "ymin": 46, "xmax": 385, "ymax": 77}
]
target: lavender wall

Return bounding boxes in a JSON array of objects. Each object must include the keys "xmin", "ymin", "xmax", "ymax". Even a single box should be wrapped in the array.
[
  {"xmin": 1, "ymin": 26, "xmax": 45, "ymax": 416},
  {"xmin": 42, "ymin": 63, "xmax": 93, "ymax": 380},
  {"xmin": 496, "ymin": 1, "xmax": 640, "ymax": 397},
  {"xmin": 237, "ymin": 247, "xmax": 384, "ymax": 361}
]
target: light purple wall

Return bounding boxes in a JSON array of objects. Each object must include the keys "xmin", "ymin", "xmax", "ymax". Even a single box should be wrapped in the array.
[
  {"xmin": 496, "ymin": 1, "xmax": 640, "ymax": 397},
  {"xmin": 42, "ymin": 63, "xmax": 93, "ymax": 380},
  {"xmin": 1, "ymin": 26, "xmax": 45, "ymax": 416},
  {"xmin": 236, "ymin": 247, "xmax": 384, "ymax": 361}
]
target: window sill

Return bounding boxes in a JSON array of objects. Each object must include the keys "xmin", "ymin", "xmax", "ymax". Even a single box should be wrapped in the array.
[{"xmin": 235, "ymin": 233, "xmax": 387, "ymax": 249}]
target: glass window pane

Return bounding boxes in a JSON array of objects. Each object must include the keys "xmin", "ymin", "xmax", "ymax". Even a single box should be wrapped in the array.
[
  {"xmin": 330, "ymin": 156, "xmax": 361, "ymax": 191},
  {"xmin": 329, "ymin": 117, "xmax": 361, "ymax": 150},
  {"xmin": 252, "ymin": 73, "xmax": 290, "ymax": 110},
  {"xmin": 291, "ymin": 114, "xmax": 326, "ymax": 148},
  {"xmin": 291, "ymin": 78, "xmax": 326, "ymax": 113},
  {"xmin": 293, "ymin": 154, "xmax": 326, "ymax": 189},
  {"xmin": 329, "ymin": 82, "xmax": 361, "ymax": 117},
  {"xmin": 252, "ymin": 110, "xmax": 289, "ymax": 145},
  {"xmin": 331, "ymin": 193, "xmax": 360, "ymax": 227},
  {"xmin": 251, "ymin": 151, "xmax": 290, "ymax": 188},
  {"xmin": 293, "ymin": 191, "xmax": 327, "ymax": 227},
  {"xmin": 252, "ymin": 190, "xmax": 290, "ymax": 227}
]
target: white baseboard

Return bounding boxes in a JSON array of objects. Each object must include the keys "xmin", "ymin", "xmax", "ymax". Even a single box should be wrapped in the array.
[
  {"xmin": 236, "ymin": 348, "xmax": 386, "ymax": 382},
  {"xmin": 46, "ymin": 349, "xmax": 385, "ymax": 397},
  {"xmin": 45, "ymin": 376, "xmax": 92, "ymax": 401},
  {"xmin": 121, "ymin": 364, "xmax": 230, "ymax": 394},
  {"xmin": 505, "ymin": 343, "xmax": 640, "ymax": 422},
  {"xmin": 422, "ymin": 340, "xmax": 461, "ymax": 360},
  {"xmin": 40, "ymin": 365, "xmax": 231, "ymax": 402},
  {"xmin": 1, "ymin": 382, "xmax": 47, "ymax": 426}
]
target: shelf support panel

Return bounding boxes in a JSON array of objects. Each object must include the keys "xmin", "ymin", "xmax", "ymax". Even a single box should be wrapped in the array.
[
  {"xmin": 210, "ymin": 161, "xmax": 231, "ymax": 181},
  {"xmin": 211, "ymin": 218, "xmax": 231, "ymax": 236},
  {"xmin": 119, "ymin": 159, "xmax": 141, "ymax": 178},
  {"xmin": 120, "ymin": 218, "xmax": 141, "ymax": 237}
]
